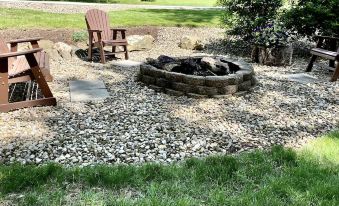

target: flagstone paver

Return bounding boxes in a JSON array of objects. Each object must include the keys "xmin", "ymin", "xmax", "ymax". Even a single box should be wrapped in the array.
[{"xmin": 70, "ymin": 80, "xmax": 109, "ymax": 102}]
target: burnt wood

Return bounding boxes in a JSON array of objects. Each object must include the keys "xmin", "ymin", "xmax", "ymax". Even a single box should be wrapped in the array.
[
  {"xmin": 85, "ymin": 9, "xmax": 129, "ymax": 64},
  {"xmin": 306, "ymin": 36, "xmax": 339, "ymax": 82},
  {"xmin": 0, "ymin": 38, "xmax": 56, "ymax": 112}
]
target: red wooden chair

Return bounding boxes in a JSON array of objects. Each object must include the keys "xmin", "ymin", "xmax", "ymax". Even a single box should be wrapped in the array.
[
  {"xmin": 0, "ymin": 37, "xmax": 56, "ymax": 112},
  {"xmin": 85, "ymin": 9, "xmax": 129, "ymax": 64},
  {"xmin": 306, "ymin": 36, "xmax": 339, "ymax": 82}
]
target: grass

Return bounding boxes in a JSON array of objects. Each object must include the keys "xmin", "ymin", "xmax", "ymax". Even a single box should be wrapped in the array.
[
  {"xmin": 32, "ymin": 0, "xmax": 218, "ymax": 7},
  {"xmin": 0, "ymin": 8, "xmax": 223, "ymax": 29},
  {"xmin": 0, "ymin": 131, "xmax": 338, "ymax": 205}
]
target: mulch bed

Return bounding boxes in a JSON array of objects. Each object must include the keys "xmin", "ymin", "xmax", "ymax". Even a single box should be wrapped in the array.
[{"xmin": 0, "ymin": 26, "xmax": 160, "ymax": 44}]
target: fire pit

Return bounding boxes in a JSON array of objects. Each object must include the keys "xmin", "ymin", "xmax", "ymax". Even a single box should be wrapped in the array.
[{"xmin": 138, "ymin": 55, "xmax": 257, "ymax": 98}]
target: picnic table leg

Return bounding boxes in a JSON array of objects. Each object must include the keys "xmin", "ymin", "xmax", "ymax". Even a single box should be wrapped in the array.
[
  {"xmin": 25, "ymin": 53, "xmax": 54, "ymax": 98},
  {"xmin": 88, "ymin": 34, "xmax": 93, "ymax": 62},
  {"xmin": 0, "ymin": 58, "xmax": 9, "ymax": 105},
  {"xmin": 329, "ymin": 39, "xmax": 336, "ymax": 68},
  {"xmin": 331, "ymin": 62, "xmax": 339, "ymax": 82},
  {"xmin": 121, "ymin": 31, "xmax": 129, "ymax": 60},
  {"xmin": 112, "ymin": 30, "xmax": 117, "ymax": 59},
  {"xmin": 306, "ymin": 55, "xmax": 317, "ymax": 72}
]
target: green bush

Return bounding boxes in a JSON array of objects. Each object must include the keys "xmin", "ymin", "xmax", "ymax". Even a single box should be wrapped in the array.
[
  {"xmin": 72, "ymin": 31, "xmax": 88, "ymax": 42},
  {"xmin": 281, "ymin": 0, "xmax": 339, "ymax": 37},
  {"xmin": 218, "ymin": 0, "xmax": 283, "ymax": 40}
]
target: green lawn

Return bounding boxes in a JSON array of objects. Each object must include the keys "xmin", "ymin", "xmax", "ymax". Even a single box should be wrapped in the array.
[
  {"xmin": 0, "ymin": 131, "xmax": 338, "ymax": 205},
  {"xmin": 0, "ymin": 8, "xmax": 222, "ymax": 29},
  {"xmin": 33, "ymin": 0, "xmax": 218, "ymax": 7}
]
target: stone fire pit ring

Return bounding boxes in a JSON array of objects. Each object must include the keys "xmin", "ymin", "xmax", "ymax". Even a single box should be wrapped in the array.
[{"xmin": 139, "ymin": 56, "xmax": 257, "ymax": 98}]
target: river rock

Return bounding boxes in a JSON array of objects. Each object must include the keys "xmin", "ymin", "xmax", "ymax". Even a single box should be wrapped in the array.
[
  {"xmin": 179, "ymin": 36, "xmax": 204, "ymax": 50},
  {"xmin": 127, "ymin": 35, "xmax": 155, "ymax": 51}
]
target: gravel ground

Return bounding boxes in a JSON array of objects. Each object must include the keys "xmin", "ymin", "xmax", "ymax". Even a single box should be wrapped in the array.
[
  {"xmin": 0, "ymin": 0, "xmax": 219, "ymax": 13},
  {"xmin": 0, "ymin": 27, "xmax": 338, "ymax": 166}
]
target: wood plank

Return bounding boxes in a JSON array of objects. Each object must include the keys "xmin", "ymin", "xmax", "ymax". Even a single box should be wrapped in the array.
[
  {"xmin": 311, "ymin": 48, "xmax": 337, "ymax": 60},
  {"xmin": 0, "ymin": 97, "xmax": 56, "ymax": 113}
]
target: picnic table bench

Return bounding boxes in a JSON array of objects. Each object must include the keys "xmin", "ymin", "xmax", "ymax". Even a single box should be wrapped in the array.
[{"xmin": 306, "ymin": 35, "xmax": 339, "ymax": 81}]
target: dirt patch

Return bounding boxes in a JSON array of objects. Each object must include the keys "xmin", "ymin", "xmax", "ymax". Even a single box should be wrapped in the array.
[{"xmin": 0, "ymin": 27, "xmax": 159, "ymax": 44}]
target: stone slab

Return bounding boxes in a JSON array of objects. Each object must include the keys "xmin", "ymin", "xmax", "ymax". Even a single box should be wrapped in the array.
[
  {"xmin": 111, "ymin": 60, "xmax": 142, "ymax": 68},
  {"xmin": 70, "ymin": 80, "xmax": 109, "ymax": 102},
  {"xmin": 70, "ymin": 80, "xmax": 106, "ymax": 91},
  {"xmin": 285, "ymin": 73, "xmax": 319, "ymax": 84},
  {"xmin": 71, "ymin": 89, "xmax": 110, "ymax": 102}
]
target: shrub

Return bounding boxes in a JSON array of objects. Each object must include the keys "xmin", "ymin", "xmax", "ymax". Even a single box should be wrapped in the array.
[
  {"xmin": 72, "ymin": 31, "xmax": 88, "ymax": 42},
  {"xmin": 218, "ymin": 0, "xmax": 283, "ymax": 40},
  {"xmin": 281, "ymin": 0, "xmax": 339, "ymax": 37},
  {"xmin": 254, "ymin": 21, "xmax": 295, "ymax": 48}
]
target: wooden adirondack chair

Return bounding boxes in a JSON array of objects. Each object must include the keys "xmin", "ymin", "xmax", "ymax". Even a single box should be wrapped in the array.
[
  {"xmin": 0, "ymin": 37, "xmax": 56, "ymax": 112},
  {"xmin": 85, "ymin": 9, "xmax": 129, "ymax": 64},
  {"xmin": 306, "ymin": 35, "xmax": 339, "ymax": 82}
]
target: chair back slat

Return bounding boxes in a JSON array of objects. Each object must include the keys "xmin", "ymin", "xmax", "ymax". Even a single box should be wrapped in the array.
[
  {"xmin": 0, "ymin": 38, "xmax": 14, "ymax": 69},
  {"xmin": 85, "ymin": 9, "xmax": 111, "ymax": 42}
]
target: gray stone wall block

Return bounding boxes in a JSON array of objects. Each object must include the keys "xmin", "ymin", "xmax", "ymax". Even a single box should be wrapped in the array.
[
  {"xmin": 172, "ymin": 82, "xmax": 192, "ymax": 93},
  {"xmin": 149, "ymin": 85, "xmax": 163, "ymax": 92},
  {"xmin": 187, "ymin": 93, "xmax": 208, "ymax": 99},
  {"xmin": 183, "ymin": 75, "xmax": 205, "ymax": 86},
  {"xmin": 156, "ymin": 78, "xmax": 170, "ymax": 88},
  {"xmin": 225, "ymin": 74, "xmax": 243, "ymax": 85},
  {"xmin": 251, "ymin": 76, "xmax": 258, "ymax": 86},
  {"xmin": 205, "ymin": 87, "xmax": 219, "ymax": 96},
  {"xmin": 165, "ymin": 88, "xmax": 184, "ymax": 96},
  {"xmin": 239, "ymin": 80, "xmax": 252, "ymax": 91},
  {"xmin": 164, "ymin": 72, "xmax": 185, "ymax": 83},
  {"xmin": 140, "ymin": 64, "xmax": 155, "ymax": 76},
  {"xmin": 141, "ymin": 75, "xmax": 156, "ymax": 85},
  {"xmin": 205, "ymin": 76, "xmax": 229, "ymax": 87},
  {"xmin": 236, "ymin": 70, "xmax": 253, "ymax": 81},
  {"xmin": 218, "ymin": 85, "xmax": 238, "ymax": 95}
]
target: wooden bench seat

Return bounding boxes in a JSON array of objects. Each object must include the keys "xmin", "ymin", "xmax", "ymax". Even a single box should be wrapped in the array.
[
  {"xmin": 310, "ymin": 48, "xmax": 338, "ymax": 60},
  {"xmin": 10, "ymin": 51, "xmax": 52, "ymax": 81},
  {"xmin": 306, "ymin": 35, "xmax": 339, "ymax": 82}
]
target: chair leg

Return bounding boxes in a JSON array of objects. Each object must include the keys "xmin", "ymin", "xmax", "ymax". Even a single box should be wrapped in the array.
[
  {"xmin": 330, "ymin": 62, "xmax": 339, "ymax": 82},
  {"xmin": 88, "ymin": 44, "xmax": 93, "ymax": 62},
  {"xmin": 112, "ymin": 46, "xmax": 116, "ymax": 59},
  {"xmin": 99, "ymin": 43, "xmax": 106, "ymax": 64},
  {"xmin": 0, "ymin": 58, "xmax": 9, "ymax": 105},
  {"xmin": 329, "ymin": 60, "xmax": 335, "ymax": 68},
  {"xmin": 306, "ymin": 55, "xmax": 317, "ymax": 72},
  {"xmin": 123, "ymin": 45, "xmax": 129, "ymax": 60},
  {"xmin": 25, "ymin": 53, "xmax": 54, "ymax": 98}
]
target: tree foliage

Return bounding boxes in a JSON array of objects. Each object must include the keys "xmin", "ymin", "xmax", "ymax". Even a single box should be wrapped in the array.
[
  {"xmin": 281, "ymin": 0, "xmax": 339, "ymax": 37},
  {"xmin": 218, "ymin": 0, "xmax": 283, "ymax": 40}
]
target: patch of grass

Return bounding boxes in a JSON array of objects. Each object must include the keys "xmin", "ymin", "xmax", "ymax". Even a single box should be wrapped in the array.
[
  {"xmin": 0, "ymin": 8, "xmax": 223, "ymax": 29},
  {"xmin": 32, "ymin": 0, "xmax": 217, "ymax": 7},
  {"xmin": 1, "ymin": 132, "xmax": 339, "ymax": 206},
  {"xmin": 301, "ymin": 130, "xmax": 339, "ymax": 165}
]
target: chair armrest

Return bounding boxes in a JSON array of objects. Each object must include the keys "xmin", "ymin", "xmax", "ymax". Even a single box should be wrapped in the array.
[
  {"xmin": 0, "ymin": 48, "xmax": 43, "ymax": 58},
  {"xmin": 88, "ymin": 29, "xmax": 102, "ymax": 33},
  {"xmin": 7, "ymin": 37, "xmax": 43, "ymax": 44},
  {"xmin": 111, "ymin": 28, "xmax": 126, "ymax": 32},
  {"xmin": 315, "ymin": 35, "xmax": 339, "ymax": 41}
]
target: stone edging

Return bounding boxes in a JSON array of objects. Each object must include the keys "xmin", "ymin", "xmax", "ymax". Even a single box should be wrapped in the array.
[{"xmin": 138, "ymin": 56, "xmax": 257, "ymax": 98}]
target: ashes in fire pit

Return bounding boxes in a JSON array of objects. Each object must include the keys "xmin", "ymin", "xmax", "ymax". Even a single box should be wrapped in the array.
[{"xmin": 139, "ymin": 55, "xmax": 257, "ymax": 98}]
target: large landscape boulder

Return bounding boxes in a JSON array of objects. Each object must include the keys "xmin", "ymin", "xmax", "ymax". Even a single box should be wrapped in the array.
[
  {"xmin": 53, "ymin": 42, "xmax": 73, "ymax": 59},
  {"xmin": 127, "ymin": 35, "xmax": 155, "ymax": 51},
  {"xmin": 179, "ymin": 36, "xmax": 204, "ymax": 50}
]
